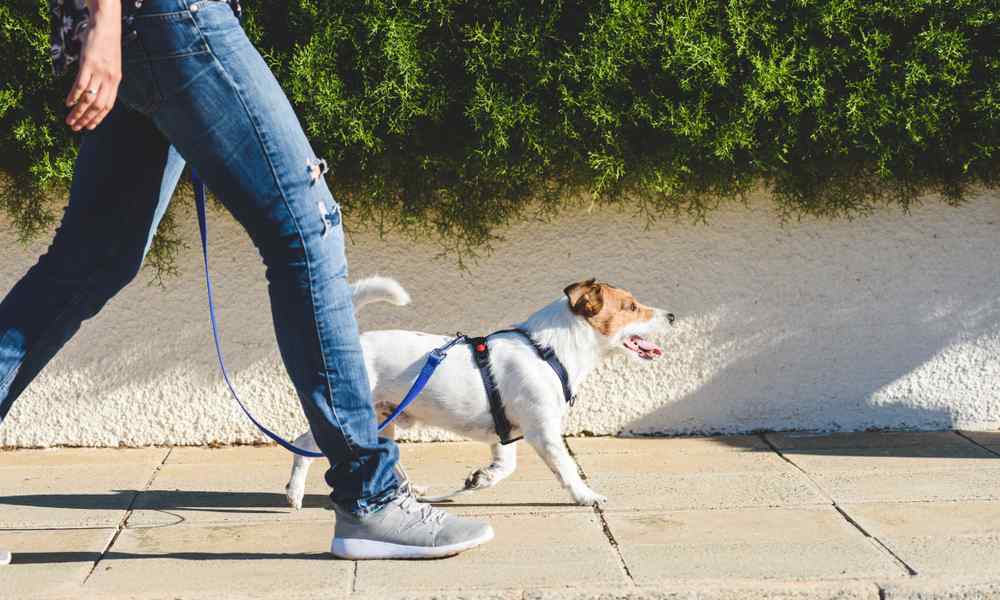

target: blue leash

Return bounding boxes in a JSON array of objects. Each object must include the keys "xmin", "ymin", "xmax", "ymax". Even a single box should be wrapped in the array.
[{"xmin": 192, "ymin": 172, "xmax": 457, "ymax": 458}]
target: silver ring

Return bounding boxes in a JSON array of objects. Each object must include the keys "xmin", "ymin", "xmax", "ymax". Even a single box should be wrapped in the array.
[{"xmin": 86, "ymin": 88, "xmax": 97, "ymax": 96}]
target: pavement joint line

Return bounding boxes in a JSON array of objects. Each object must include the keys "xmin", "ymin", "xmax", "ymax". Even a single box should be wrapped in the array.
[
  {"xmin": 564, "ymin": 438, "xmax": 636, "ymax": 586},
  {"xmin": 955, "ymin": 430, "xmax": 1000, "ymax": 458},
  {"xmin": 350, "ymin": 558, "xmax": 358, "ymax": 594},
  {"xmin": 82, "ymin": 446, "xmax": 173, "ymax": 585},
  {"xmin": 757, "ymin": 433, "xmax": 919, "ymax": 578}
]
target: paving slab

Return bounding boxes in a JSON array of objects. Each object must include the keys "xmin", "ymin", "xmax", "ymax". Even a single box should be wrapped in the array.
[
  {"xmin": 881, "ymin": 578, "xmax": 1000, "ymax": 600},
  {"xmin": 526, "ymin": 581, "xmax": 880, "ymax": 599},
  {"xmin": 130, "ymin": 446, "xmax": 585, "ymax": 526},
  {"xmin": 167, "ymin": 445, "xmax": 298, "ymax": 465},
  {"xmin": 568, "ymin": 437, "xmax": 792, "ymax": 476},
  {"xmin": 353, "ymin": 512, "xmax": 625, "ymax": 593},
  {"xmin": 396, "ymin": 442, "xmax": 589, "ymax": 515},
  {"xmin": 843, "ymin": 501, "xmax": 1000, "ymax": 578},
  {"xmin": 0, "ymin": 464, "xmax": 160, "ymax": 528},
  {"xmin": 400, "ymin": 441, "xmax": 558, "ymax": 483},
  {"xmin": 778, "ymin": 446, "xmax": 999, "ymax": 474},
  {"xmin": 568, "ymin": 436, "xmax": 770, "ymax": 456},
  {"xmin": 587, "ymin": 470, "xmax": 827, "ymax": 512},
  {"xmin": 772, "ymin": 432, "xmax": 1000, "ymax": 505},
  {"xmin": 83, "ymin": 520, "xmax": 350, "ymax": 599},
  {"xmin": 427, "ymin": 479, "xmax": 590, "ymax": 515},
  {"xmin": 603, "ymin": 507, "xmax": 904, "ymax": 584},
  {"xmin": 807, "ymin": 467, "xmax": 1000, "ymax": 504},
  {"xmin": 0, "ymin": 447, "xmax": 169, "ymax": 468},
  {"xmin": 7, "ymin": 435, "xmax": 1000, "ymax": 599},
  {"xmin": 0, "ymin": 527, "xmax": 114, "ymax": 599},
  {"xmin": 958, "ymin": 430, "xmax": 1000, "ymax": 454},
  {"xmin": 168, "ymin": 441, "xmax": 558, "ymax": 481},
  {"xmin": 362, "ymin": 592, "xmax": 523, "ymax": 600},
  {"xmin": 126, "ymin": 462, "xmax": 334, "ymax": 527},
  {"xmin": 569, "ymin": 437, "xmax": 826, "ymax": 512},
  {"xmin": 766, "ymin": 432, "xmax": 971, "ymax": 451}
]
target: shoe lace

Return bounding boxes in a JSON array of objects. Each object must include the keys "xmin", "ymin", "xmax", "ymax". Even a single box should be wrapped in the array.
[{"xmin": 394, "ymin": 484, "xmax": 447, "ymax": 525}]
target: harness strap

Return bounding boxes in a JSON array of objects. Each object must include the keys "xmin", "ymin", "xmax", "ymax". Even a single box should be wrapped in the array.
[
  {"xmin": 491, "ymin": 328, "xmax": 576, "ymax": 407},
  {"xmin": 469, "ymin": 336, "xmax": 522, "ymax": 445},
  {"xmin": 469, "ymin": 328, "xmax": 576, "ymax": 445}
]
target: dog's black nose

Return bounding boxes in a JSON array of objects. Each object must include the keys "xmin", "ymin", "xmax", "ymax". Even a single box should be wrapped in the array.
[{"xmin": 666, "ymin": 313, "xmax": 676, "ymax": 325}]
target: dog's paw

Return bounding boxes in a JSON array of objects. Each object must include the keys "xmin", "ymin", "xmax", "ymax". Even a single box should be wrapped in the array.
[
  {"xmin": 464, "ymin": 467, "xmax": 496, "ymax": 491},
  {"xmin": 285, "ymin": 484, "xmax": 304, "ymax": 510},
  {"xmin": 573, "ymin": 490, "xmax": 608, "ymax": 507}
]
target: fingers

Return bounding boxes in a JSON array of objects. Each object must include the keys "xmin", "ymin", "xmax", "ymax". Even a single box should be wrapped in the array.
[
  {"xmin": 76, "ymin": 82, "xmax": 117, "ymax": 131},
  {"xmin": 66, "ymin": 70, "xmax": 98, "ymax": 131},
  {"xmin": 65, "ymin": 71, "xmax": 121, "ymax": 132},
  {"xmin": 65, "ymin": 66, "xmax": 94, "ymax": 108}
]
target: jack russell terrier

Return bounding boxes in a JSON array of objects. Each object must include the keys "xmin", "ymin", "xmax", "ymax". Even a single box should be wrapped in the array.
[{"xmin": 284, "ymin": 276, "xmax": 674, "ymax": 508}]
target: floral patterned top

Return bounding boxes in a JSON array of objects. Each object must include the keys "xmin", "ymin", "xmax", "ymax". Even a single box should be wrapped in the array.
[{"xmin": 49, "ymin": 0, "xmax": 242, "ymax": 75}]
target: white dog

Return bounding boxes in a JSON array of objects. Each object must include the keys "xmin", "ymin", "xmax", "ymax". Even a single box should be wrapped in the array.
[{"xmin": 285, "ymin": 276, "xmax": 673, "ymax": 508}]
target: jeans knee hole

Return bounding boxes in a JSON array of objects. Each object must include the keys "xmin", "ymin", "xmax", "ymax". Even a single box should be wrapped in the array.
[
  {"xmin": 306, "ymin": 157, "xmax": 328, "ymax": 184},
  {"xmin": 317, "ymin": 200, "xmax": 340, "ymax": 238}
]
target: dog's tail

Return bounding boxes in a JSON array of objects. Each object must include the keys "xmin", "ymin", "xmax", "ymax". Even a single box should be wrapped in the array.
[{"xmin": 351, "ymin": 276, "xmax": 411, "ymax": 310}]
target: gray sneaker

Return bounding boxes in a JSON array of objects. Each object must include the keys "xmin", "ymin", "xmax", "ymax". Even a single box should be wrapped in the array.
[
  {"xmin": 0, "ymin": 550, "xmax": 10, "ymax": 565},
  {"xmin": 331, "ymin": 484, "xmax": 494, "ymax": 559}
]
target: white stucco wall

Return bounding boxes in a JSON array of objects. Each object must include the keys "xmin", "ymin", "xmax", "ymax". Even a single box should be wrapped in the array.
[{"xmin": 1, "ymin": 191, "xmax": 999, "ymax": 448}]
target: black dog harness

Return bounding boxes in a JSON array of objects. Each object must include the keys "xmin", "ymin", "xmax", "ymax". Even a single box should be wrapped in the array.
[{"xmin": 466, "ymin": 328, "xmax": 576, "ymax": 445}]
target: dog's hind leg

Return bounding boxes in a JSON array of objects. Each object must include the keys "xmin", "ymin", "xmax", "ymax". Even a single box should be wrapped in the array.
[
  {"xmin": 464, "ymin": 442, "xmax": 517, "ymax": 491},
  {"xmin": 524, "ymin": 425, "xmax": 606, "ymax": 506},
  {"xmin": 285, "ymin": 431, "xmax": 320, "ymax": 510}
]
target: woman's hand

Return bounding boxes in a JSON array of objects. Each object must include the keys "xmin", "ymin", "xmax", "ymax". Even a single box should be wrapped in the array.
[{"xmin": 65, "ymin": 1, "xmax": 122, "ymax": 132}]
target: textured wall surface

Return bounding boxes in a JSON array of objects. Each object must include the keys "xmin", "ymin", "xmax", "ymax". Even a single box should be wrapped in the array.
[{"xmin": 1, "ymin": 192, "xmax": 999, "ymax": 448}]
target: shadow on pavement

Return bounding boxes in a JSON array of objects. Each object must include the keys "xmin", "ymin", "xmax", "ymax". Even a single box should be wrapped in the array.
[
  {"xmin": 9, "ymin": 550, "xmax": 329, "ymax": 565},
  {"xmin": 0, "ymin": 490, "xmax": 332, "ymax": 514}
]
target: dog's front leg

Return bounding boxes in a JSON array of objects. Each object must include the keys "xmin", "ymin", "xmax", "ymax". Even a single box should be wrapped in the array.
[
  {"xmin": 524, "ymin": 427, "xmax": 606, "ymax": 506},
  {"xmin": 285, "ymin": 431, "xmax": 320, "ymax": 510},
  {"xmin": 465, "ymin": 442, "xmax": 517, "ymax": 491}
]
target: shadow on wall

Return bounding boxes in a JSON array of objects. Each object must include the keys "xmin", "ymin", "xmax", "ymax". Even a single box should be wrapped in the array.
[
  {"xmin": 620, "ymin": 275, "xmax": 1000, "ymax": 435},
  {"xmin": 586, "ymin": 192, "xmax": 1000, "ymax": 436}
]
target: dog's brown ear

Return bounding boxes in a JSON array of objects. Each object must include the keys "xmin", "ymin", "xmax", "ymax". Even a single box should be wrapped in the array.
[{"xmin": 564, "ymin": 279, "xmax": 603, "ymax": 317}]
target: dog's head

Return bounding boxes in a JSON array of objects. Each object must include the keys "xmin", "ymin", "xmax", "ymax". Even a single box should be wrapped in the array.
[{"xmin": 563, "ymin": 278, "xmax": 674, "ymax": 361}]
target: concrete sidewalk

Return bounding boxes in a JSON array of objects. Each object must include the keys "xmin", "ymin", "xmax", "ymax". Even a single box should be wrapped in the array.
[{"xmin": 4, "ymin": 431, "xmax": 1000, "ymax": 599}]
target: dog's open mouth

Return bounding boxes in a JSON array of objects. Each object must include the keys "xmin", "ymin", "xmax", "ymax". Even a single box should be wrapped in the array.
[{"xmin": 624, "ymin": 335, "xmax": 663, "ymax": 360}]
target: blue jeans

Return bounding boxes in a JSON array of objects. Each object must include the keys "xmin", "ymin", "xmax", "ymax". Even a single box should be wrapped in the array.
[{"xmin": 0, "ymin": 0, "xmax": 398, "ymax": 514}]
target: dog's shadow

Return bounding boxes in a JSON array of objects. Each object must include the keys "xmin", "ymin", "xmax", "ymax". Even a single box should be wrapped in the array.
[
  {"xmin": 0, "ymin": 490, "xmax": 573, "ymax": 566},
  {"xmin": 8, "ymin": 550, "xmax": 330, "ymax": 565},
  {"xmin": 0, "ymin": 490, "xmax": 576, "ymax": 514},
  {"xmin": 0, "ymin": 489, "xmax": 330, "ymax": 515}
]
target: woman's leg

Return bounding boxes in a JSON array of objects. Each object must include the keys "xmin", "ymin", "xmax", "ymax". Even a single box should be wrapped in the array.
[
  {"xmin": 0, "ymin": 104, "xmax": 183, "ymax": 423},
  {"xmin": 120, "ymin": 0, "xmax": 399, "ymax": 513}
]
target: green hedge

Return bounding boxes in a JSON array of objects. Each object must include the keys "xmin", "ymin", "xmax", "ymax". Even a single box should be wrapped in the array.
[{"xmin": 2, "ymin": 0, "xmax": 999, "ymax": 275}]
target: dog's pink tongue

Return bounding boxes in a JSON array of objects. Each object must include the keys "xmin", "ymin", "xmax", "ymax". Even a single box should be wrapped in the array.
[{"xmin": 637, "ymin": 338, "xmax": 663, "ymax": 356}]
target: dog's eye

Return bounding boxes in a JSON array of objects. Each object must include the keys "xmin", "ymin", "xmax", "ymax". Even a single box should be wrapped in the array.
[{"xmin": 629, "ymin": 302, "xmax": 637, "ymax": 311}]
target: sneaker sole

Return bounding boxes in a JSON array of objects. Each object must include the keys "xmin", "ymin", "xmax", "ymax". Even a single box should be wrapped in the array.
[
  {"xmin": 0, "ymin": 551, "xmax": 10, "ymax": 566},
  {"xmin": 330, "ymin": 526, "xmax": 494, "ymax": 560}
]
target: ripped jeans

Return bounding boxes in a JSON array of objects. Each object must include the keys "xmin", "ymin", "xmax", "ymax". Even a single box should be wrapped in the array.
[{"xmin": 0, "ymin": 0, "xmax": 399, "ymax": 514}]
